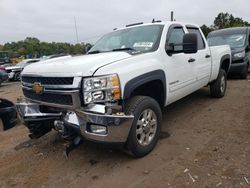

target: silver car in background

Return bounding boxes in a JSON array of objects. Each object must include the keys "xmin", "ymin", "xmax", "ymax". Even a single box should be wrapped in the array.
[{"xmin": 5, "ymin": 59, "xmax": 40, "ymax": 81}]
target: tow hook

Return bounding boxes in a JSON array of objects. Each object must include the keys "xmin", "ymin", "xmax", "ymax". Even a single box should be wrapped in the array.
[{"xmin": 54, "ymin": 120, "xmax": 65, "ymax": 134}]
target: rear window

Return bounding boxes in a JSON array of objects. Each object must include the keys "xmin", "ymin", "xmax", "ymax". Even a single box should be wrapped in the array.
[{"xmin": 187, "ymin": 28, "xmax": 205, "ymax": 50}]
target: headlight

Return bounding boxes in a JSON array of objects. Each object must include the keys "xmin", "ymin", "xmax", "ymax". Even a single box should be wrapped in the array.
[
  {"xmin": 233, "ymin": 51, "xmax": 245, "ymax": 59},
  {"xmin": 83, "ymin": 74, "xmax": 121, "ymax": 104}
]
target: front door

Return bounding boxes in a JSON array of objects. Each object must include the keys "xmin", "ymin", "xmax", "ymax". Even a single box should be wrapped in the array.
[{"xmin": 164, "ymin": 25, "xmax": 197, "ymax": 104}]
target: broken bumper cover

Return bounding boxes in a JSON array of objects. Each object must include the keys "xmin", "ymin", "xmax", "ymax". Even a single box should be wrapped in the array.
[{"xmin": 16, "ymin": 102, "xmax": 134, "ymax": 143}]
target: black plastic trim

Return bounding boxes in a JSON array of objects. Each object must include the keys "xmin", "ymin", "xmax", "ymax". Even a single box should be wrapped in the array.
[
  {"xmin": 185, "ymin": 25, "xmax": 199, "ymax": 29},
  {"xmin": 220, "ymin": 54, "xmax": 231, "ymax": 73},
  {"xmin": 123, "ymin": 70, "xmax": 166, "ymax": 104},
  {"xmin": 126, "ymin": 22, "xmax": 144, "ymax": 27},
  {"xmin": 0, "ymin": 98, "xmax": 17, "ymax": 130}
]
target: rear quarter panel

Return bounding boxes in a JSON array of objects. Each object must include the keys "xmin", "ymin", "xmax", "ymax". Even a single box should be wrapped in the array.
[{"xmin": 209, "ymin": 45, "xmax": 231, "ymax": 82}]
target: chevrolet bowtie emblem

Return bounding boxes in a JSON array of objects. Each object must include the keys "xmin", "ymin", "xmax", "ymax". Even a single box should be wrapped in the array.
[{"xmin": 32, "ymin": 83, "xmax": 44, "ymax": 94}]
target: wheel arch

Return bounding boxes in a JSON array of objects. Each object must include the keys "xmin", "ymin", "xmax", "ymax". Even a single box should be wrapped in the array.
[
  {"xmin": 123, "ymin": 70, "xmax": 166, "ymax": 108},
  {"xmin": 220, "ymin": 54, "xmax": 231, "ymax": 74}
]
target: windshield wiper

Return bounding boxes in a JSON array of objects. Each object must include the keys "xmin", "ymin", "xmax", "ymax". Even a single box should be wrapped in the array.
[
  {"xmin": 88, "ymin": 50, "xmax": 101, "ymax": 54},
  {"xmin": 112, "ymin": 47, "xmax": 136, "ymax": 52},
  {"xmin": 88, "ymin": 48, "xmax": 137, "ymax": 54}
]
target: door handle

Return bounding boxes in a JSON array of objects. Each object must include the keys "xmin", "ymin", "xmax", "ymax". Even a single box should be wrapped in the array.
[
  {"xmin": 188, "ymin": 58, "xmax": 196, "ymax": 63},
  {"xmin": 205, "ymin": 54, "xmax": 211, "ymax": 58}
]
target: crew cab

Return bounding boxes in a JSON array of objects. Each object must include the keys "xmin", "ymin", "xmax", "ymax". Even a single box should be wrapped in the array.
[
  {"xmin": 207, "ymin": 27, "xmax": 250, "ymax": 79},
  {"xmin": 16, "ymin": 21, "xmax": 231, "ymax": 157}
]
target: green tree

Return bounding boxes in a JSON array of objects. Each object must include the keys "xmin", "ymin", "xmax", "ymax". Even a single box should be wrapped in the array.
[
  {"xmin": 200, "ymin": 12, "xmax": 250, "ymax": 37},
  {"xmin": 2, "ymin": 37, "xmax": 90, "ymax": 58},
  {"xmin": 200, "ymin": 24, "xmax": 214, "ymax": 37},
  {"xmin": 214, "ymin": 12, "xmax": 250, "ymax": 29},
  {"xmin": 23, "ymin": 37, "xmax": 40, "ymax": 57}
]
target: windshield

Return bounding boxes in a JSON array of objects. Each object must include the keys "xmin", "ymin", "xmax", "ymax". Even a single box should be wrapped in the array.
[
  {"xmin": 89, "ymin": 25, "xmax": 163, "ymax": 54},
  {"xmin": 207, "ymin": 34, "xmax": 247, "ymax": 49}
]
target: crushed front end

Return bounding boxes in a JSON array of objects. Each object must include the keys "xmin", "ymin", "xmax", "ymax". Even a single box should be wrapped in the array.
[{"xmin": 16, "ymin": 75, "xmax": 134, "ymax": 143}]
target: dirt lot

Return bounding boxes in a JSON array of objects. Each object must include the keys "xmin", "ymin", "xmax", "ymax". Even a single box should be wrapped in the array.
[{"xmin": 0, "ymin": 76, "xmax": 250, "ymax": 188}]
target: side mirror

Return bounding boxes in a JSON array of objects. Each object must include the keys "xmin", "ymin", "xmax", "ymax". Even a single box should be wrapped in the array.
[{"xmin": 183, "ymin": 33, "xmax": 198, "ymax": 54}]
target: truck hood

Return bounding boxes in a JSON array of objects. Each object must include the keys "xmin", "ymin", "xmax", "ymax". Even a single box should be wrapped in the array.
[{"xmin": 22, "ymin": 52, "xmax": 132, "ymax": 77}]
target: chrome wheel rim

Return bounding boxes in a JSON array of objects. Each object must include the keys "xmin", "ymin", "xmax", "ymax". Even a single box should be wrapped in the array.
[
  {"xmin": 136, "ymin": 109, "xmax": 157, "ymax": 146},
  {"xmin": 220, "ymin": 76, "xmax": 225, "ymax": 93}
]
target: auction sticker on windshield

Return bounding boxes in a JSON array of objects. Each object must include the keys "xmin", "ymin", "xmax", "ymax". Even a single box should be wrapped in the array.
[{"xmin": 133, "ymin": 42, "xmax": 154, "ymax": 48}]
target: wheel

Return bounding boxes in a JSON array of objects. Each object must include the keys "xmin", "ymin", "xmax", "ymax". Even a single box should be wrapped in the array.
[
  {"xmin": 210, "ymin": 69, "xmax": 227, "ymax": 98},
  {"xmin": 125, "ymin": 96, "xmax": 162, "ymax": 157},
  {"xmin": 14, "ymin": 72, "xmax": 21, "ymax": 81}
]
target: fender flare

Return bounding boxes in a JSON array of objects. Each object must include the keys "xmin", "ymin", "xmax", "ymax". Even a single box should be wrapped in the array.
[
  {"xmin": 220, "ymin": 54, "xmax": 231, "ymax": 73},
  {"xmin": 123, "ymin": 70, "xmax": 166, "ymax": 104}
]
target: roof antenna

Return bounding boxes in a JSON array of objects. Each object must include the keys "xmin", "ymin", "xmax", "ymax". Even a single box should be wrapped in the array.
[
  {"xmin": 74, "ymin": 16, "xmax": 79, "ymax": 44},
  {"xmin": 171, "ymin": 11, "xmax": 174, "ymax": 21}
]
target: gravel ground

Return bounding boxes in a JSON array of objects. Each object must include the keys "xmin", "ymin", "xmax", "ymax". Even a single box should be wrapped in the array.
[{"xmin": 0, "ymin": 75, "xmax": 250, "ymax": 188}]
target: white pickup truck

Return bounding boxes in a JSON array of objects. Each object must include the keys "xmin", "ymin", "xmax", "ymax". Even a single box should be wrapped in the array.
[{"xmin": 16, "ymin": 21, "xmax": 231, "ymax": 157}]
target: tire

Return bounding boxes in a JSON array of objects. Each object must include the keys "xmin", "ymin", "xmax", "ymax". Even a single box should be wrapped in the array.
[
  {"xmin": 14, "ymin": 72, "xmax": 21, "ymax": 81},
  {"xmin": 125, "ymin": 96, "xmax": 162, "ymax": 158},
  {"xmin": 210, "ymin": 69, "xmax": 227, "ymax": 98}
]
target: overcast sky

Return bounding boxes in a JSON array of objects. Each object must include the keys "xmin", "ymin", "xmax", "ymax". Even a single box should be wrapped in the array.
[{"xmin": 0, "ymin": 0, "xmax": 249, "ymax": 44}]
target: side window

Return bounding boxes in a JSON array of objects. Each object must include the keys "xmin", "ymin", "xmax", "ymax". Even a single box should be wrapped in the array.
[
  {"xmin": 187, "ymin": 28, "xmax": 205, "ymax": 50},
  {"xmin": 167, "ymin": 27, "xmax": 185, "ymax": 51}
]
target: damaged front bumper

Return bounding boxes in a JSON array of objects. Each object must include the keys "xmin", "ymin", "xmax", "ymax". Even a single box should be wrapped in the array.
[{"xmin": 16, "ymin": 102, "xmax": 134, "ymax": 143}]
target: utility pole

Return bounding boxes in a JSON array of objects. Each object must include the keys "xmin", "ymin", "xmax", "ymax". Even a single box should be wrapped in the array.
[
  {"xmin": 171, "ymin": 11, "xmax": 174, "ymax": 21},
  {"xmin": 74, "ymin": 16, "xmax": 79, "ymax": 44}
]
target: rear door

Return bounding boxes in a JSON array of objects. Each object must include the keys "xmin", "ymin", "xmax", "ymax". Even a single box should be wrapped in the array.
[{"xmin": 186, "ymin": 26, "xmax": 211, "ymax": 87}]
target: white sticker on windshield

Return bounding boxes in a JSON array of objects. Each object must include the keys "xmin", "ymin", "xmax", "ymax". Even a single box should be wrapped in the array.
[{"xmin": 133, "ymin": 42, "xmax": 154, "ymax": 48}]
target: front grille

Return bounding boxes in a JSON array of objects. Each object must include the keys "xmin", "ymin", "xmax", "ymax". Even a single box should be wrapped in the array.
[
  {"xmin": 22, "ymin": 76, "xmax": 74, "ymax": 85},
  {"xmin": 23, "ymin": 89, "xmax": 73, "ymax": 106}
]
